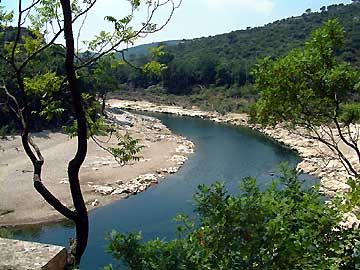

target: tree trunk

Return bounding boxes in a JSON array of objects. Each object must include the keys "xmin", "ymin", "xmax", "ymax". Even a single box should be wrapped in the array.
[
  {"xmin": 60, "ymin": 0, "xmax": 89, "ymax": 266},
  {"xmin": 101, "ymin": 92, "xmax": 107, "ymax": 117}
]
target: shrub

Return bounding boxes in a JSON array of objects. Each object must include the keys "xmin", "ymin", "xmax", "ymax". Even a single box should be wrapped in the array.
[{"xmin": 106, "ymin": 167, "xmax": 360, "ymax": 270}]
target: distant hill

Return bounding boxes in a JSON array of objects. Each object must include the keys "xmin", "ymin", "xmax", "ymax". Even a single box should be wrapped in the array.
[
  {"xmin": 152, "ymin": 2, "xmax": 360, "ymax": 93},
  {"xmin": 0, "ymin": 26, "xmax": 39, "ymax": 44},
  {"xmin": 165, "ymin": 2, "xmax": 360, "ymax": 68},
  {"xmin": 111, "ymin": 2, "xmax": 360, "ymax": 113},
  {"xmin": 120, "ymin": 40, "xmax": 183, "ymax": 59}
]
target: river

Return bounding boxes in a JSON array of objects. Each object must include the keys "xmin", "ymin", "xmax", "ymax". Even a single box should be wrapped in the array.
[{"xmin": 13, "ymin": 113, "xmax": 310, "ymax": 269}]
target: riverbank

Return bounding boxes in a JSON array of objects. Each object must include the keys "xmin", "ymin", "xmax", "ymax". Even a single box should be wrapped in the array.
[
  {"xmin": 108, "ymin": 99, "xmax": 360, "ymax": 227},
  {"xmin": 0, "ymin": 109, "xmax": 194, "ymax": 226}
]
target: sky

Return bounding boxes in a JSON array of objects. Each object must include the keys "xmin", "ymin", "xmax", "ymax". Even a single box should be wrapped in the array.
[{"xmin": 3, "ymin": 0, "xmax": 353, "ymax": 48}]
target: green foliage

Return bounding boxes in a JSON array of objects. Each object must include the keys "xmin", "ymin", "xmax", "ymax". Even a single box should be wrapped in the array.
[
  {"xmin": 108, "ymin": 132, "xmax": 144, "ymax": 165},
  {"xmin": 85, "ymin": 1, "xmax": 163, "ymax": 52},
  {"xmin": 3, "ymin": 2, "xmax": 360, "ymax": 124},
  {"xmin": 22, "ymin": 35, "xmax": 43, "ymax": 55},
  {"xmin": 252, "ymin": 19, "xmax": 359, "ymax": 127},
  {"xmin": 29, "ymin": 0, "xmax": 61, "ymax": 32},
  {"xmin": 62, "ymin": 112, "xmax": 144, "ymax": 167},
  {"xmin": 0, "ymin": 6, "xmax": 13, "ymax": 28},
  {"xmin": 24, "ymin": 72, "xmax": 65, "ymax": 121},
  {"xmin": 0, "ymin": 228, "xmax": 12, "ymax": 238},
  {"xmin": 142, "ymin": 61, "xmax": 167, "ymax": 75},
  {"xmin": 345, "ymin": 177, "xmax": 360, "ymax": 209},
  {"xmin": 86, "ymin": 54, "xmax": 121, "ymax": 114},
  {"xmin": 63, "ymin": 115, "xmax": 109, "ymax": 139},
  {"xmin": 110, "ymin": 2, "xmax": 360, "ymax": 114},
  {"xmin": 0, "ymin": 125, "xmax": 8, "ymax": 138},
  {"xmin": 339, "ymin": 102, "xmax": 360, "ymax": 125},
  {"xmin": 106, "ymin": 167, "xmax": 360, "ymax": 270}
]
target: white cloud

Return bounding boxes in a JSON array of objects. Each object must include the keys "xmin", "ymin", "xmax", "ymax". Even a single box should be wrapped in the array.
[{"xmin": 206, "ymin": 0, "xmax": 275, "ymax": 14}]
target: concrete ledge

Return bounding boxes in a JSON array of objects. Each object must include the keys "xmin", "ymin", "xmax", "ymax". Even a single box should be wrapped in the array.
[{"xmin": 0, "ymin": 238, "xmax": 67, "ymax": 270}]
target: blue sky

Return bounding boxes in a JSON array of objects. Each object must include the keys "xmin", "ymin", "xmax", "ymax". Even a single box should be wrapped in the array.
[{"xmin": 3, "ymin": 0, "xmax": 353, "ymax": 47}]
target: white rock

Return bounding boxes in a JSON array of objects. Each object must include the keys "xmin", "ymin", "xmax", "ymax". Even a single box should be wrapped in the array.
[
  {"xmin": 59, "ymin": 179, "xmax": 69, "ymax": 184},
  {"xmin": 176, "ymin": 144, "xmax": 194, "ymax": 154},
  {"xmin": 137, "ymin": 173, "xmax": 158, "ymax": 182},
  {"xmin": 158, "ymin": 167, "xmax": 178, "ymax": 174},
  {"xmin": 321, "ymin": 179, "xmax": 350, "ymax": 193},
  {"xmin": 91, "ymin": 199, "xmax": 100, "ymax": 207},
  {"xmin": 170, "ymin": 155, "xmax": 187, "ymax": 164},
  {"xmin": 111, "ymin": 188, "xmax": 125, "ymax": 196},
  {"xmin": 90, "ymin": 185, "xmax": 115, "ymax": 195},
  {"xmin": 340, "ymin": 212, "xmax": 360, "ymax": 229}
]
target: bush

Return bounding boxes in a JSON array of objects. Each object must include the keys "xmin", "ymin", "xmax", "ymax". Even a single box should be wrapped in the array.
[
  {"xmin": 105, "ymin": 167, "xmax": 360, "ymax": 270},
  {"xmin": 0, "ymin": 125, "xmax": 8, "ymax": 139},
  {"xmin": 0, "ymin": 228, "xmax": 12, "ymax": 238}
]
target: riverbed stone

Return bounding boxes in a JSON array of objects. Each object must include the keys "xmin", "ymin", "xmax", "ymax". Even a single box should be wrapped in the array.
[
  {"xmin": 170, "ymin": 155, "xmax": 187, "ymax": 165},
  {"xmin": 0, "ymin": 238, "xmax": 67, "ymax": 270},
  {"xmin": 89, "ymin": 184, "xmax": 115, "ymax": 195},
  {"xmin": 157, "ymin": 167, "xmax": 179, "ymax": 174}
]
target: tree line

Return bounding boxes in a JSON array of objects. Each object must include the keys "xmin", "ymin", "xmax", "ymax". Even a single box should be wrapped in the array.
[
  {"xmin": 108, "ymin": 2, "xmax": 360, "ymax": 113},
  {"xmin": 2, "ymin": 2, "xmax": 360, "ymax": 133}
]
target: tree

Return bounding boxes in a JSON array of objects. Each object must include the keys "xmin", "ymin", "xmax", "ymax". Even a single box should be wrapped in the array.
[
  {"xmin": 106, "ymin": 167, "xmax": 360, "ymax": 269},
  {"xmin": 193, "ymin": 51, "xmax": 218, "ymax": 86},
  {"xmin": 90, "ymin": 54, "xmax": 120, "ymax": 116},
  {"xmin": 251, "ymin": 19, "xmax": 360, "ymax": 179},
  {"xmin": 0, "ymin": 0, "xmax": 180, "ymax": 266}
]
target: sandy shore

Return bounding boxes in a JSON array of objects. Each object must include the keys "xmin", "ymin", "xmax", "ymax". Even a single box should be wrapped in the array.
[
  {"xmin": 2, "ymin": 99, "xmax": 359, "ymax": 227},
  {"xmin": 0, "ymin": 109, "xmax": 194, "ymax": 226}
]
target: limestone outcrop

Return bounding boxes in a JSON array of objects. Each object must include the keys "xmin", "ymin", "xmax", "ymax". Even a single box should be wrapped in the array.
[{"xmin": 0, "ymin": 238, "xmax": 67, "ymax": 270}]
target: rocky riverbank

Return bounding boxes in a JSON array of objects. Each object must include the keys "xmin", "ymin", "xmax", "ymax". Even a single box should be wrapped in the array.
[
  {"xmin": 0, "ymin": 108, "xmax": 194, "ymax": 226},
  {"xmin": 108, "ymin": 99, "xmax": 360, "ymax": 227}
]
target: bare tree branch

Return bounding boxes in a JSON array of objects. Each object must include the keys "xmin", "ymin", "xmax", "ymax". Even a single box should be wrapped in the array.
[
  {"xmin": 10, "ymin": 0, "xmax": 23, "ymax": 64},
  {"xmin": 21, "ymin": 0, "xmax": 41, "ymax": 13},
  {"xmin": 17, "ymin": 0, "xmax": 98, "ymax": 73},
  {"xmin": 76, "ymin": 9, "xmax": 88, "ymax": 56},
  {"xmin": 20, "ymin": 0, "xmax": 40, "ymax": 26},
  {"xmin": 334, "ymin": 117, "xmax": 360, "ymax": 164},
  {"xmin": 72, "ymin": 0, "xmax": 97, "ymax": 23},
  {"xmin": 116, "ymin": 49, "xmax": 142, "ymax": 71},
  {"xmin": 75, "ymin": 0, "xmax": 181, "ymax": 69}
]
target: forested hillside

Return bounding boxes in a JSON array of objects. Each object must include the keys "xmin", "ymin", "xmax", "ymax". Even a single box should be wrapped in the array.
[
  {"xmin": 1, "ymin": 2, "xmax": 360, "ymax": 134},
  {"xmin": 166, "ymin": 2, "xmax": 360, "ymax": 71},
  {"xmin": 112, "ymin": 2, "xmax": 360, "ymax": 112},
  {"xmin": 121, "ymin": 40, "xmax": 181, "ymax": 58}
]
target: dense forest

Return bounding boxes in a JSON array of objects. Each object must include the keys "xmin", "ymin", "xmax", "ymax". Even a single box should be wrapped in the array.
[
  {"xmin": 1, "ymin": 2, "xmax": 360, "ymax": 134},
  {"xmin": 112, "ymin": 2, "xmax": 360, "ymax": 112}
]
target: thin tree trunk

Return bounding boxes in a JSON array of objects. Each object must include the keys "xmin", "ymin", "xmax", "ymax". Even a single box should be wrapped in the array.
[
  {"xmin": 101, "ymin": 92, "xmax": 107, "ymax": 117},
  {"xmin": 60, "ymin": 0, "xmax": 89, "ymax": 265}
]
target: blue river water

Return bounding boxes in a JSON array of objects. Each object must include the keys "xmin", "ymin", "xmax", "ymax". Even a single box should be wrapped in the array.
[{"xmin": 13, "ymin": 113, "xmax": 311, "ymax": 269}]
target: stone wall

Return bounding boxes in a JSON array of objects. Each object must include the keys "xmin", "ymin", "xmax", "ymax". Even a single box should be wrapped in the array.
[{"xmin": 0, "ymin": 238, "xmax": 67, "ymax": 270}]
